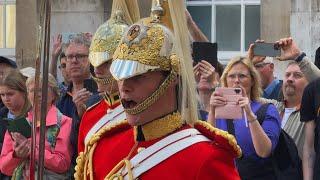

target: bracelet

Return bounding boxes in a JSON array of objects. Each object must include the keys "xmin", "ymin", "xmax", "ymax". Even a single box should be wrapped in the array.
[
  {"xmin": 295, "ymin": 52, "xmax": 306, "ymax": 63},
  {"xmin": 247, "ymin": 114, "xmax": 257, "ymax": 123}
]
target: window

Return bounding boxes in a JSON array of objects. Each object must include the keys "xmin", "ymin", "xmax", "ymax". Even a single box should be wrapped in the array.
[
  {"xmin": 0, "ymin": 0, "xmax": 15, "ymax": 56},
  {"xmin": 187, "ymin": 0, "xmax": 260, "ymax": 63}
]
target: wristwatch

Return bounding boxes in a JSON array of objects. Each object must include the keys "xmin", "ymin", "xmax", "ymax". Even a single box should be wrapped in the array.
[{"xmin": 295, "ymin": 52, "xmax": 306, "ymax": 63}]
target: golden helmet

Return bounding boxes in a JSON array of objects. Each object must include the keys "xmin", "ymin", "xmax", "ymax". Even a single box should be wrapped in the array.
[
  {"xmin": 110, "ymin": 0, "xmax": 178, "ymax": 81},
  {"xmin": 110, "ymin": 0, "xmax": 181, "ymax": 115},
  {"xmin": 89, "ymin": 12, "xmax": 128, "ymax": 68}
]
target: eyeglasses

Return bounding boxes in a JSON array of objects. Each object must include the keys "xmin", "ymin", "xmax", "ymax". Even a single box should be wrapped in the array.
[
  {"xmin": 227, "ymin": 73, "xmax": 250, "ymax": 80},
  {"xmin": 58, "ymin": 63, "xmax": 66, "ymax": 69},
  {"xmin": 66, "ymin": 54, "xmax": 88, "ymax": 62},
  {"xmin": 254, "ymin": 62, "xmax": 271, "ymax": 69}
]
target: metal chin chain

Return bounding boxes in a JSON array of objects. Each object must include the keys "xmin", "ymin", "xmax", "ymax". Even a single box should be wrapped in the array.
[
  {"xmin": 93, "ymin": 75, "xmax": 114, "ymax": 85},
  {"xmin": 106, "ymin": 78, "xmax": 115, "ymax": 96}
]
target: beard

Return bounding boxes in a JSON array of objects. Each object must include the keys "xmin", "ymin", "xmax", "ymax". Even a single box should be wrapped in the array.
[{"xmin": 284, "ymin": 85, "xmax": 296, "ymax": 96}]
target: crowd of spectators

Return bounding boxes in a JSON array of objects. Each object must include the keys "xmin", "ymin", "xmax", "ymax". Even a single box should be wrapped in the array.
[{"xmin": 0, "ymin": 9, "xmax": 320, "ymax": 180}]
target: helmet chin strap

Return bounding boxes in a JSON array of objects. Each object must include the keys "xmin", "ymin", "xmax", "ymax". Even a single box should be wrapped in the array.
[
  {"xmin": 124, "ymin": 70, "xmax": 177, "ymax": 115},
  {"xmin": 92, "ymin": 75, "xmax": 115, "ymax": 85}
]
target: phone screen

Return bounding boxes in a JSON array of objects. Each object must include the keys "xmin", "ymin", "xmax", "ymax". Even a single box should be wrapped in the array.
[
  {"xmin": 253, "ymin": 42, "xmax": 281, "ymax": 57},
  {"xmin": 192, "ymin": 42, "xmax": 218, "ymax": 68}
]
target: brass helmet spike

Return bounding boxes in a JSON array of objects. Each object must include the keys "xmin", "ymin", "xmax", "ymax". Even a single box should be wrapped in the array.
[{"xmin": 150, "ymin": 0, "xmax": 173, "ymax": 31}]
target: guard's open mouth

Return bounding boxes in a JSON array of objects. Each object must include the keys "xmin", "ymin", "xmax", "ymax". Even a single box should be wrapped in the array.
[{"xmin": 121, "ymin": 99, "xmax": 138, "ymax": 109}]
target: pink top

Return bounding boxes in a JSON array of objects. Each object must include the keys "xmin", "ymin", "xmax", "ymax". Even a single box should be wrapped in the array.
[{"xmin": 0, "ymin": 105, "xmax": 72, "ymax": 176}]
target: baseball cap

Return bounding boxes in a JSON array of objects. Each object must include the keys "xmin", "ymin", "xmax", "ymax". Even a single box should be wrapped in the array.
[{"xmin": 0, "ymin": 56, "xmax": 17, "ymax": 68}]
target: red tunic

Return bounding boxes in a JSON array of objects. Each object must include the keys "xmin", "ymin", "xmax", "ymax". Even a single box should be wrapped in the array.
[
  {"xmin": 75, "ymin": 114, "xmax": 241, "ymax": 180},
  {"xmin": 77, "ymin": 94, "xmax": 121, "ymax": 153}
]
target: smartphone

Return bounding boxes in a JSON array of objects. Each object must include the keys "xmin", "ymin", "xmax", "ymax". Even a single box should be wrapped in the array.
[
  {"xmin": 253, "ymin": 42, "xmax": 281, "ymax": 57},
  {"xmin": 192, "ymin": 42, "xmax": 218, "ymax": 68},
  {"xmin": 214, "ymin": 87, "xmax": 243, "ymax": 120},
  {"xmin": 5, "ymin": 117, "xmax": 32, "ymax": 138}
]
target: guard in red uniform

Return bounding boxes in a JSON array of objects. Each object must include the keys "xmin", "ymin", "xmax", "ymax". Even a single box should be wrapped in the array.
[
  {"xmin": 75, "ymin": 0, "xmax": 241, "ymax": 179},
  {"xmin": 77, "ymin": 0, "xmax": 140, "ymax": 154}
]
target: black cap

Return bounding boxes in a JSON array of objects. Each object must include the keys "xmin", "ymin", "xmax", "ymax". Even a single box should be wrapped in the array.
[{"xmin": 0, "ymin": 56, "xmax": 17, "ymax": 68}]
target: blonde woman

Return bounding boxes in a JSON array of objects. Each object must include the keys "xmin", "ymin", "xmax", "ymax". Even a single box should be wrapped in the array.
[{"xmin": 208, "ymin": 56, "xmax": 281, "ymax": 180}]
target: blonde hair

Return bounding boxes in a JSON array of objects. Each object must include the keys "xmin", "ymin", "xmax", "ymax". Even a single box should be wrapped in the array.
[
  {"xmin": 26, "ymin": 73, "xmax": 60, "ymax": 103},
  {"xmin": 0, "ymin": 69, "xmax": 31, "ymax": 118},
  {"xmin": 221, "ymin": 56, "xmax": 262, "ymax": 101}
]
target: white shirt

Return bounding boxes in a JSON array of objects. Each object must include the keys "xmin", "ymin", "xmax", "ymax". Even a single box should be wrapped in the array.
[{"xmin": 281, "ymin": 107, "xmax": 296, "ymax": 128}]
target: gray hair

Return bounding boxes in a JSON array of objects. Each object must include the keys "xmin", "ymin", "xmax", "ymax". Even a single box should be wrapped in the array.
[{"xmin": 63, "ymin": 33, "xmax": 92, "ymax": 53}]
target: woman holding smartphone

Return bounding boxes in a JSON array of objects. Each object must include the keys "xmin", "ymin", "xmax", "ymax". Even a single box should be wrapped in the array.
[
  {"xmin": 208, "ymin": 56, "xmax": 281, "ymax": 180},
  {"xmin": 0, "ymin": 70, "xmax": 31, "ymax": 179},
  {"xmin": 0, "ymin": 74, "xmax": 72, "ymax": 179}
]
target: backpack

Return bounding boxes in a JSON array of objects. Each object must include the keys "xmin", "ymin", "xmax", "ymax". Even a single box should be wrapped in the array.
[
  {"xmin": 312, "ymin": 79, "xmax": 320, "ymax": 179},
  {"xmin": 227, "ymin": 103, "xmax": 302, "ymax": 180}
]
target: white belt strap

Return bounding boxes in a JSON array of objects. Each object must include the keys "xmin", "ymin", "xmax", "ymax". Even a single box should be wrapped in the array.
[
  {"xmin": 121, "ymin": 128, "xmax": 211, "ymax": 179},
  {"xmin": 84, "ymin": 105, "xmax": 126, "ymax": 144}
]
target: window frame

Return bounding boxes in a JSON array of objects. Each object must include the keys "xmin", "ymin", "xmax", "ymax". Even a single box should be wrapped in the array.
[
  {"xmin": 0, "ymin": 0, "xmax": 16, "ymax": 56},
  {"xmin": 186, "ymin": 0, "xmax": 260, "ymax": 63}
]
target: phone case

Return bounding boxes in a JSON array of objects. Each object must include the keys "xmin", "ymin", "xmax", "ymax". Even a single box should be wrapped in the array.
[
  {"xmin": 214, "ymin": 87, "xmax": 243, "ymax": 120},
  {"xmin": 192, "ymin": 42, "xmax": 218, "ymax": 68},
  {"xmin": 6, "ymin": 117, "xmax": 32, "ymax": 138},
  {"xmin": 253, "ymin": 42, "xmax": 281, "ymax": 57}
]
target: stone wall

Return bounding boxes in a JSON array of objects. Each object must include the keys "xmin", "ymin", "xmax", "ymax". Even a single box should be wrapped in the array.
[
  {"xmin": 16, "ymin": 0, "xmax": 105, "ymax": 67},
  {"xmin": 261, "ymin": 0, "xmax": 291, "ymax": 79},
  {"xmin": 15, "ymin": 0, "xmax": 37, "ymax": 67},
  {"xmin": 291, "ymin": 0, "xmax": 320, "ymax": 61}
]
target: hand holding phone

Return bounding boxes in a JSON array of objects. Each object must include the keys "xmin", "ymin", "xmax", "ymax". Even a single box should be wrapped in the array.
[
  {"xmin": 214, "ymin": 87, "xmax": 243, "ymax": 120},
  {"xmin": 5, "ymin": 117, "xmax": 32, "ymax": 138}
]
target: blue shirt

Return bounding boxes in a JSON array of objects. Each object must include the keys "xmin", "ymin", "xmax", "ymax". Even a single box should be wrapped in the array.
[
  {"xmin": 263, "ymin": 79, "xmax": 282, "ymax": 100},
  {"xmin": 7, "ymin": 111, "xmax": 15, "ymax": 119},
  {"xmin": 216, "ymin": 101, "xmax": 281, "ymax": 162}
]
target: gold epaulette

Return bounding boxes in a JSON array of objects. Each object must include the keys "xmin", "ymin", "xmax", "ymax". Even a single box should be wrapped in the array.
[
  {"xmin": 193, "ymin": 120, "xmax": 242, "ymax": 158},
  {"xmin": 74, "ymin": 119, "xmax": 130, "ymax": 180}
]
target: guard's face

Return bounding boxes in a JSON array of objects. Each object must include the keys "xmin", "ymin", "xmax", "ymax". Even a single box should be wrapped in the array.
[
  {"xmin": 118, "ymin": 71, "xmax": 167, "ymax": 126},
  {"xmin": 94, "ymin": 61, "xmax": 117, "ymax": 93},
  {"xmin": 94, "ymin": 60, "xmax": 111, "ymax": 79}
]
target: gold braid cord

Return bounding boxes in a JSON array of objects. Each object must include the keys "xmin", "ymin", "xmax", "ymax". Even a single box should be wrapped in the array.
[
  {"xmin": 74, "ymin": 120, "xmax": 129, "ymax": 180},
  {"xmin": 125, "ymin": 69, "xmax": 176, "ymax": 115},
  {"xmin": 105, "ymin": 159, "xmax": 133, "ymax": 180},
  {"xmin": 92, "ymin": 75, "xmax": 115, "ymax": 85}
]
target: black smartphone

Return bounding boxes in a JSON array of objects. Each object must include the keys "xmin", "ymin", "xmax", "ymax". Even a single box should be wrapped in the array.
[
  {"xmin": 5, "ymin": 117, "xmax": 32, "ymax": 138},
  {"xmin": 253, "ymin": 42, "xmax": 281, "ymax": 57},
  {"xmin": 192, "ymin": 42, "xmax": 218, "ymax": 68}
]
